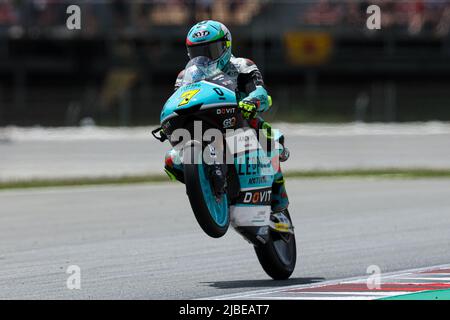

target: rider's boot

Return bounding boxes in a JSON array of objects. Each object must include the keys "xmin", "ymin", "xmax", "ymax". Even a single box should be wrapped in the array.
[
  {"xmin": 271, "ymin": 171, "xmax": 289, "ymax": 213},
  {"xmin": 164, "ymin": 148, "xmax": 185, "ymax": 183},
  {"xmin": 270, "ymin": 171, "xmax": 293, "ymax": 233}
]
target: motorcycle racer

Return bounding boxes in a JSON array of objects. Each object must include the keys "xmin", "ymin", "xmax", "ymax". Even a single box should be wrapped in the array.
[{"xmin": 164, "ymin": 20, "xmax": 289, "ymax": 213}]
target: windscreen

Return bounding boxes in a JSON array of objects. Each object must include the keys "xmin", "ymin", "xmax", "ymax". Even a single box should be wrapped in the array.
[{"xmin": 181, "ymin": 56, "xmax": 222, "ymax": 86}]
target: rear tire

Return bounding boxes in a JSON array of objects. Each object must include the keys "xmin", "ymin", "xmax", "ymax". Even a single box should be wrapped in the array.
[
  {"xmin": 184, "ymin": 143, "xmax": 229, "ymax": 238},
  {"xmin": 254, "ymin": 212, "xmax": 297, "ymax": 280}
]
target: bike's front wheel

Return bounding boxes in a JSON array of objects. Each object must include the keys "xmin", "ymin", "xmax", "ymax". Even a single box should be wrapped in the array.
[{"xmin": 183, "ymin": 142, "xmax": 230, "ymax": 238}]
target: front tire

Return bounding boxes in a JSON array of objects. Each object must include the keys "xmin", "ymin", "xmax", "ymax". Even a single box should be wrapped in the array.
[{"xmin": 184, "ymin": 143, "xmax": 229, "ymax": 238}]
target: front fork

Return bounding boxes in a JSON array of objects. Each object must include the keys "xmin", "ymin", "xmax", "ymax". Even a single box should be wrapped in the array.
[{"xmin": 205, "ymin": 144, "xmax": 227, "ymax": 200}]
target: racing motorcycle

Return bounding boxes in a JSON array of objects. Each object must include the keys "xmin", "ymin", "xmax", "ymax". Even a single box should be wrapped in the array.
[{"xmin": 152, "ymin": 56, "xmax": 296, "ymax": 280}]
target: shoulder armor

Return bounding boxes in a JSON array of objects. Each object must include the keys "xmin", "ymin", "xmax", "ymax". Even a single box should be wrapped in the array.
[{"xmin": 230, "ymin": 57, "xmax": 258, "ymax": 74}]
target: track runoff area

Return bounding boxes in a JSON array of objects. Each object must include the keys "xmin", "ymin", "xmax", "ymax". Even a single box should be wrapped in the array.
[{"xmin": 208, "ymin": 264, "xmax": 450, "ymax": 300}]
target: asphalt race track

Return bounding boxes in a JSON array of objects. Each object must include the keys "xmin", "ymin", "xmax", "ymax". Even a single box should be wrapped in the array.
[{"xmin": 1, "ymin": 178, "xmax": 450, "ymax": 299}]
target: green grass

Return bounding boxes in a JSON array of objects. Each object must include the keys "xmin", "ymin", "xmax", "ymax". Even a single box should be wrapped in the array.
[
  {"xmin": 0, "ymin": 174, "xmax": 169, "ymax": 190},
  {"xmin": 1, "ymin": 168, "xmax": 450, "ymax": 190},
  {"xmin": 285, "ymin": 168, "xmax": 450, "ymax": 179}
]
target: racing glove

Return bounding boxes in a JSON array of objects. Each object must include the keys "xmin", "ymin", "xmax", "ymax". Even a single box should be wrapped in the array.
[{"xmin": 238, "ymin": 99, "xmax": 258, "ymax": 119}]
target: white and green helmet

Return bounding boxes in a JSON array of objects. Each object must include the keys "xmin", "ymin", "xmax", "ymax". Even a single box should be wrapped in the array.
[{"xmin": 186, "ymin": 20, "xmax": 232, "ymax": 70}]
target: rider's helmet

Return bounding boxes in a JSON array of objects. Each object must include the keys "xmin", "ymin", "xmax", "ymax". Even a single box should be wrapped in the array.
[{"xmin": 186, "ymin": 20, "xmax": 232, "ymax": 71}]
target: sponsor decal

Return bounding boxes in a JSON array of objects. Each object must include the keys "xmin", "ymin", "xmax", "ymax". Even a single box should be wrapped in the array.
[
  {"xmin": 216, "ymin": 107, "xmax": 235, "ymax": 115},
  {"xmin": 238, "ymin": 163, "xmax": 258, "ymax": 176},
  {"xmin": 247, "ymin": 176, "xmax": 270, "ymax": 185},
  {"xmin": 238, "ymin": 135, "xmax": 256, "ymax": 142},
  {"xmin": 239, "ymin": 188, "xmax": 272, "ymax": 205},
  {"xmin": 223, "ymin": 117, "xmax": 236, "ymax": 128},
  {"xmin": 180, "ymin": 83, "xmax": 201, "ymax": 91},
  {"xmin": 192, "ymin": 30, "xmax": 210, "ymax": 38},
  {"xmin": 225, "ymin": 129, "xmax": 260, "ymax": 154},
  {"xmin": 236, "ymin": 134, "xmax": 258, "ymax": 149},
  {"xmin": 243, "ymin": 190, "xmax": 272, "ymax": 204},
  {"xmin": 252, "ymin": 210, "xmax": 268, "ymax": 223},
  {"xmin": 238, "ymin": 157, "xmax": 272, "ymax": 176},
  {"xmin": 230, "ymin": 205, "xmax": 271, "ymax": 227}
]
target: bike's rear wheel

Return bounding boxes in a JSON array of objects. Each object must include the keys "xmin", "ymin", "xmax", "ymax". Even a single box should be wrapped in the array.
[
  {"xmin": 254, "ymin": 211, "xmax": 296, "ymax": 280},
  {"xmin": 184, "ymin": 143, "xmax": 229, "ymax": 238}
]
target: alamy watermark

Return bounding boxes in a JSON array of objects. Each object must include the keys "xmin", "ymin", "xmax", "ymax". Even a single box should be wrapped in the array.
[
  {"xmin": 62, "ymin": 3, "xmax": 382, "ymax": 32},
  {"xmin": 366, "ymin": 265, "xmax": 381, "ymax": 290},
  {"xmin": 165, "ymin": 121, "xmax": 283, "ymax": 174},
  {"xmin": 66, "ymin": 265, "xmax": 81, "ymax": 290},
  {"xmin": 66, "ymin": 5, "xmax": 81, "ymax": 30},
  {"xmin": 366, "ymin": 5, "xmax": 381, "ymax": 30}
]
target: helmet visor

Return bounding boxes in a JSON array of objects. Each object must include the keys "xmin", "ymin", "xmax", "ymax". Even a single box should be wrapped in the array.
[{"xmin": 187, "ymin": 40, "xmax": 228, "ymax": 61}]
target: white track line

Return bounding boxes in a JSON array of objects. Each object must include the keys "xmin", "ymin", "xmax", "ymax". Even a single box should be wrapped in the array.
[
  {"xmin": 237, "ymin": 296, "xmax": 379, "ymax": 300},
  {"xmin": 397, "ymin": 277, "xmax": 450, "ymax": 281},
  {"xmin": 205, "ymin": 263, "xmax": 450, "ymax": 300},
  {"xmin": 280, "ymin": 291, "xmax": 409, "ymax": 296}
]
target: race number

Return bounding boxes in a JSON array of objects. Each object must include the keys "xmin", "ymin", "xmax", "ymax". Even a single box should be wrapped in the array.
[{"xmin": 178, "ymin": 89, "xmax": 200, "ymax": 106}]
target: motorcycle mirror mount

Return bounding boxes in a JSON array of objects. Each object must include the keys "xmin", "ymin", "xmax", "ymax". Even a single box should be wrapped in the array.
[{"xmin": 151, "ymin": 127, "xmax": 167, "ymax": 142}]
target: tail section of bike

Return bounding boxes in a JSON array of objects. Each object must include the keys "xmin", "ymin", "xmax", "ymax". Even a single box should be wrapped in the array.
[{"xmin": 226, "ymin": 128, "xmax": 297, "ymax": 280}]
